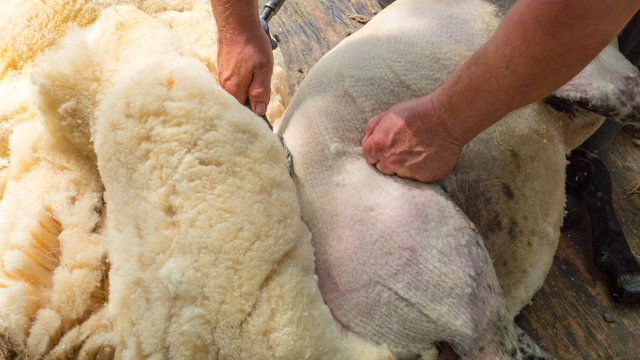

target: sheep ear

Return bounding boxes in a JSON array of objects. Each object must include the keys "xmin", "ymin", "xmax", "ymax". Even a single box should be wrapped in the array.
[{"xmin": 547, "ymin": 40, "xmax": 640, "ymax": 126}]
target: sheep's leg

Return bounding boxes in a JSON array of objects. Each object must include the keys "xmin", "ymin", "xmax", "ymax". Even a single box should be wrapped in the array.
[
  {"xmin": 300, "ymin": 160, "xmax": 550, "ymax": 359},
  {"xmin": 566, "ymin": 148, "xmax": 640, "ymax": 302}
]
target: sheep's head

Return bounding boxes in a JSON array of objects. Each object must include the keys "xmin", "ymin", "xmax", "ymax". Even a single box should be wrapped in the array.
[{"xmin": 548, "ymin": 40, "xmax": 640, "ymax": 129}]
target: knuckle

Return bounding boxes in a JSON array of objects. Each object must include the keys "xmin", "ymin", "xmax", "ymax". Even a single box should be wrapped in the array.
[
  {"xmin": 219, "ymin": 75, "xmax": 238, "ymax": 91},
  {"xmin": 250, "ymin": 86, "xmax": 270, "ymax": 100},
  {"xmin": 371, "ymin": 137, "xmax": 388, "ymax": 152}
]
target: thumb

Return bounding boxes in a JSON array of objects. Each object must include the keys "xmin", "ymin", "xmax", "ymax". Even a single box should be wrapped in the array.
[
  {"xmin": 362, "ymin": 113, "xmax": 387, "ymax": 164},
  {"xmin": 248, "ymin": 67, "xmax": 273, "ymax": 116}
]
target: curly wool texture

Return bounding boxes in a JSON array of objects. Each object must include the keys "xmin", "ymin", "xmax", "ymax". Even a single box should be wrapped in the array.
[
  {"xmin": 0, "ymin": 2, "xmax": 211, "ymax": 354},
  {"xmin": 33, "ymin": 6, "xmax": 391, "ymax": 358},
  {"xmin": 0, "ymin": 0, "xmax": 288, "ymax": 169},
  {"xmin": 0, "ymin": 34, "xmax": 106, "ymax": 360},
  {"xmin": 0, "ymin": 0, "xmax": 199, "ymax": 77},
  {"xmin": 0, "ymin": 1, "xmax": 324, "ymax": 359}
]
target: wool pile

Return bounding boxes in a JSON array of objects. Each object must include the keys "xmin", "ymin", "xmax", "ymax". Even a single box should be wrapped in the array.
[{"xmin": 0, "ymin": 1, "xmax": 390, "ymax": 358}]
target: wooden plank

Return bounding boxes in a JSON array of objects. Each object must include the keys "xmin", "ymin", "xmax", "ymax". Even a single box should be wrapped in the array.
[
  {"xmin": 518, "ymin": 129, "xmax": 640, "ymax": 360},
  {"xmin": 266, "ymin": 0, "xmax": 640, "ymax": 358},
  {"xmin": 518, "ymin": 222, "xmax": 640, "ymax": 359},
  {"xmin": 601, "ymin": 129, "xmax": 640, "ymax": 259},
  {"xmin": 264, "ymin": 0, "xmax": 380, "ymax": 91}
]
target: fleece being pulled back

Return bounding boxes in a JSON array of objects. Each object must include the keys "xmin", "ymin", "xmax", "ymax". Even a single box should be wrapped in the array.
[{"xmin": 1, "ymin": 3, "xmax": 391, "ymax": 359}]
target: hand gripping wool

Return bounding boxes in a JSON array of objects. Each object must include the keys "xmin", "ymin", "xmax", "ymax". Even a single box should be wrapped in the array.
[{"xmin": 275, "ymin": 0, "xmax": 638, "ymax": 358}]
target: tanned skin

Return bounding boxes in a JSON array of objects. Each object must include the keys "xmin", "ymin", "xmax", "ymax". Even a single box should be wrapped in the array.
[
  {"xmin": 361, "ymin": 0, "xmax": 640, "ymax": 182},
  {"xmin": 210, "ymin": 0, "xmax": 640, "ymax": 181},
  {"xmin": 211, "ymin": 0, "xmax": 273, "ymax": 116}
]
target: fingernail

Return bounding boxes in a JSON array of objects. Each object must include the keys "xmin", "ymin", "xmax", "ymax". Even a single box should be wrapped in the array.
[{"xmin": 255, "ymin": 102, "xmax": 266, "ymax": 115}]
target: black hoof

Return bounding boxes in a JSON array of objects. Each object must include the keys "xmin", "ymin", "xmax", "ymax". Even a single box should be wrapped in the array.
[
  {"xmin": 595, "ymin": 236, "xmax": 640, "ymax": 303},
  {"xmin": 566, "ymin": 148, "xmax": 640, "ymax": 303}
]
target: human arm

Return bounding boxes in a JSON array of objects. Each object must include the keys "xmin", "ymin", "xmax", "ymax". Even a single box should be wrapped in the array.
[
  {"xmin": 210, "ymin": 0, "xmax": 273, "ymax": 115},
  {"xmin": 362, "ymin": 0, "xmax": 640, "ymax": 183}
]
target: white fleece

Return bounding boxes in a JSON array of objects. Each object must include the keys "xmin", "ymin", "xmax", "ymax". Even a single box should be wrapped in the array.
[
  {"xmin": 0, "ymin": 1, "xmax": 302, "ymax": 358},
  {"xmin": 33, "ymin": 7, "xmax": 391, "ymax": 358}
]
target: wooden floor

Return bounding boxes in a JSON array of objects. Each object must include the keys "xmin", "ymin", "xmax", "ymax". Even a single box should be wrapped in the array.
[
  {"xmin": 517, "ymin": 130, "xmax": 640, "ymax": 360},
  {"xmin": 266, "ymin": 0, "xmax": 640, "ymax": 358}
]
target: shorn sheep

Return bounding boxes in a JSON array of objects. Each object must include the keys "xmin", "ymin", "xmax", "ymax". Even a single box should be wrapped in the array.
[{"xmin": 275, "ymin": 0, "xmax": 639, "ymax": 358}]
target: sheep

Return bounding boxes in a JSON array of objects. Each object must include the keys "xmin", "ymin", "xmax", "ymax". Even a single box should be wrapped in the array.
[{"xmin": 274, "ymin": 0, "xmax": 639, "ymax": 358}]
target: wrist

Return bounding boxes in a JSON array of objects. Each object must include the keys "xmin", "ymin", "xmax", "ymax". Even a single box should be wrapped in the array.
[{"xmin": 425, "ymin": 90, "xmax": 474, "ymax": 147}]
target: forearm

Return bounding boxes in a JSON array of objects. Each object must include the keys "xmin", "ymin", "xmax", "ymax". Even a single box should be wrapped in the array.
[
  {"xmin": 434, "ymin": 0, "xmax": 640, "ymax": 144},
  {"xmin": 210, "ymin": 0, "xmax": 262, "ymax": 36},
  {"xmin": 210, "ymin": 0, "xmax": 273, "ymax": 112}
]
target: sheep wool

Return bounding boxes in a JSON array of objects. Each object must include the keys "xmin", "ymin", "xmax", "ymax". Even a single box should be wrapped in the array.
[
  {"xmin": 0, "ymin": 1, "xmax": 365, "ymax": 359},
  {"xmin": 0, "ymin": 0, "xmax": 203, "ymax": 78}
]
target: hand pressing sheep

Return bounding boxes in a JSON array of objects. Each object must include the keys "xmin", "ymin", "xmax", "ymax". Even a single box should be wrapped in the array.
[
  {"xmin": 361, "ymin": 0, "xmax": 640, "ymax": 182},
  {"xmin": 272, "ymin": 0, "xmax": 640, "ymax": 357},
  {"xmin": 361, "ymin": 96, "xmax": 465, "ymax": 183}
]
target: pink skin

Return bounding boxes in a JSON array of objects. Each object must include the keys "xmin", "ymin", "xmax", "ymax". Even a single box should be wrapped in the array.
[
  {"xmin": 304, "ymin": 160, "xmax": 513, "ymax": 358},
  {"xmin": 361, "ymin": 95, "xmax": 464, "ymax": 183}
]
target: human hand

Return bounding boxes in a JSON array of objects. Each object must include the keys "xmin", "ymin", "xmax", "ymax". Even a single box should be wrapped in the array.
[
  {"xmin": 361, "ymin": 96, "xmax": 465, "ymax": 183},
  {"xmin": 217, "ymin": 25, "xmax": 273, "ymax": 115}
]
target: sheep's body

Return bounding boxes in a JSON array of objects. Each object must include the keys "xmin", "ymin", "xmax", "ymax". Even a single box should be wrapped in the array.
[{"xmin": 276, "ymin": 0, "xmax": 637, "ymax": 357}]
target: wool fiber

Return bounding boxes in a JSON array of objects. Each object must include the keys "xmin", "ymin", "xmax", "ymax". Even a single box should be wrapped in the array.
[{"xmin": 0, "ymin": 1, "xmax": 348, "ymax": 359}]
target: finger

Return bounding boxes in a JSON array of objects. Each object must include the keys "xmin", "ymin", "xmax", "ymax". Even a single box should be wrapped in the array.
[
  {"xmin": 218, "ymin": 69, "xmax": 251, "ymax": 104},
  {"xmin": 365, "ymin": 112, "xmax": 385, "ymax": 137},
  {"xmin": 362, "ymin": 114, "xmax": 387, "ymax": 164},
  {"xmin": 375, "ymin": 161, "xmax": 396, "ymax": 176},
  {"xmin": 361, "ymin": 133, "xmax": 379, "ymax": 164},
  {"xmin": 248, "ymin": 66, "xmax": 273, "ymax": 115}
]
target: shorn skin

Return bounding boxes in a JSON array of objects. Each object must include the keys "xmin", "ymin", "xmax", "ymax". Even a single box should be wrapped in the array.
[{"xmin": 276, "ymin": 0, "xmax": 638, "ymax": 358}]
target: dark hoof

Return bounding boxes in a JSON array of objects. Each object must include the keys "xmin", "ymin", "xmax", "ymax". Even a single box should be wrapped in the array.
[{"xmin": 613, "ymin": 274, "xmax": 640, "ymax": 302}]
